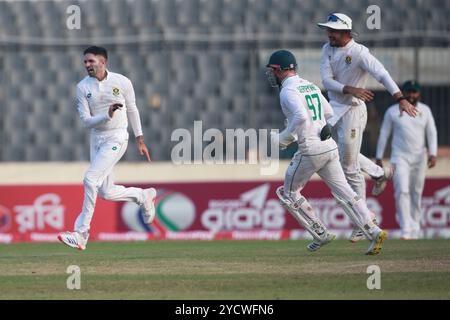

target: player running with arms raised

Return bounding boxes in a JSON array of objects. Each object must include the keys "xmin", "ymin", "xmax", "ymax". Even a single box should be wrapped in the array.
[{"xmin": 317, "ymin": 13, "xmax": 418, "ymax": 242}]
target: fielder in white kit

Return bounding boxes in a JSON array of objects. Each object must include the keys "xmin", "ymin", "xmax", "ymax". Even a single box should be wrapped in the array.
[
  {"xmin": 376, "ymin": 81, "xmax": 438, "ymax": 239},
  {"xmin": 267, "ymin": 49, "xmax": 387, "ymax": 255},
  {"xmin": 317, "ymin": 13, "xmax": 418, "ymax": 242},
  {"xmin": 58, "ymin": 46, "xmax": 157, "ymax": 250}
]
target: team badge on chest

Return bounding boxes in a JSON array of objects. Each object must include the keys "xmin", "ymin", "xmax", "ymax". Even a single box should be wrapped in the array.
[
  {"xmin": 112, "ymin": 87, "xmax": 120, "ymax": 96},
  {"xmin": 345, "ymin": 55, "xmax": 352, "ymax": 65}
]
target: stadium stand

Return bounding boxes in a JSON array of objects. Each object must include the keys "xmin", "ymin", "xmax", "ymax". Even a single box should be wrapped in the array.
[{"xmin": 0, "ymin": 0, "xmax": 448, "ymax": 161}]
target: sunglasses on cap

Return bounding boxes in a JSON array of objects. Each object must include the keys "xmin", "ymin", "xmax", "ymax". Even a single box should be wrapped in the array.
[{"xmin": 327, "ymin": 14, "xmax": 350, "ymax": 27}]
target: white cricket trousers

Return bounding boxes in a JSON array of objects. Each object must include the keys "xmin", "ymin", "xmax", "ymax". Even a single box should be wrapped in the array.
[
  {"xmin": 333, "ymin": 105, "xmax": 383, "ymax": 199},
  {"xmin": 392, "ymin": 154, "xmax": 427, "ymax": 238},
  {"xmin": 74, "ymin": 130, "xmax": 145, "ymax": 233},
  {"xmin": 283, "ymin": 148, "xmax": 374, "ymax": 226}
]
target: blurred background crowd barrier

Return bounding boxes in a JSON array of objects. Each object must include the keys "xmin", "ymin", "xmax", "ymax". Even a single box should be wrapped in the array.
[{"xmin": 0, "ymin": 0, "xmax": 449, "ymax": 242}]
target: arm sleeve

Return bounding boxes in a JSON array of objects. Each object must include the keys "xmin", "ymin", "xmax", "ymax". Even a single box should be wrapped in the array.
[
  {"xmin": 376, "ymin": 108, "xmax": 393, "ymax": 159},
  {"xmin": 277, "ymin": 128, "xmax": 297, "ymax": 148},
  {"xmin": 123, "ymin": 77, "xmax": 143, "ymax": 137},
  {"xmin": 76, "ymin": 85, "xmax": 111, "ymax": 129},
  {"xmin": 320, "ymin": 46, "xmax": 345, "ymax": 93},
  {"xmin": 425, "ymin": 108, "xmax": 438, "ymax": 156},
  {"xmin": 360, "ymin": 49, "xmax": 400, "ymax": 96},
  {"xmin": 281, "ymin": 88, "xmax": 307, "ymax": 135},
  {"xmin": 319, "ymin": 91, "xmax": 334, "ymax": 121}
]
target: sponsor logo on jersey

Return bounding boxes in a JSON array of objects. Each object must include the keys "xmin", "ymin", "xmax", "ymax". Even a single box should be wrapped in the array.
[
  {"xmin": 112, "ymin": 146, "xmax": 118, "ymax": 151},
  {"xmin": 351, "ymin": 129, "xmax": 356, "ymax": 139},
  {"xmin": 86, "ymin": 93, "xmax": 92, "ymax": 98},
  {"xmin": 112, "ymin": 87, "xmax": 120, "ymax": 96},
  {"xmin": 345, "ymin": 55, "xmax": 352, "ymax": 65}
]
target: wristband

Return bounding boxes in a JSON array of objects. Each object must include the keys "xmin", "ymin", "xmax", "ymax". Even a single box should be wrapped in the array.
[{"xmin": 396, "ymin": 96, "xmax": 407, "ymax": 103}]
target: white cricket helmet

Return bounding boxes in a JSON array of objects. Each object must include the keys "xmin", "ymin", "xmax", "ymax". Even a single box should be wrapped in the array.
[{"xmin": 317, "ymin": 13, "xmax": 353, "ymax": 31}]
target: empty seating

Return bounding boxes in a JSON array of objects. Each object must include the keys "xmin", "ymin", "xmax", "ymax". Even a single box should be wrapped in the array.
[{"xmin": 0, "ymin": 0, "xmax": 448, "ymax": 161}]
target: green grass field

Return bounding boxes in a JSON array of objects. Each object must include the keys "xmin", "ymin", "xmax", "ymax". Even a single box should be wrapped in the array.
[{"xmin": 0, "ymin": 240, "xmax": 449, "ymax": 299}]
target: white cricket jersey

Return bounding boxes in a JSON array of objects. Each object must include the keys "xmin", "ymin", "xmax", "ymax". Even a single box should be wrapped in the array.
[
  {"xmin": 320, "ymin": 39, "xmax": 400, "ymax": 124},
  {"xmin": 76, "ymin": 70, "xmax": 143, "ymax": 137},
  {"xmin": 280, "ymin": 75, "xmax": 337, "ymax": 155},
  {"xmin": 376, "ymin": 102, "xmax": 438, "ymax": 163}
]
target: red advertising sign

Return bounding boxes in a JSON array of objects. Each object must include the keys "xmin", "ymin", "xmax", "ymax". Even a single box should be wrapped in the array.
[
  {"xmin": 0, "ymin": 185, "xmax": 116, "ymax": 243},
  {"xmin": 0, "ymin": 179, "xmax": 449, "ymax": 243}
]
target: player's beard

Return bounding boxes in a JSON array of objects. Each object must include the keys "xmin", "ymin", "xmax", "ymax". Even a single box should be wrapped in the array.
[
  {"xmin": 407, "ymin": 97, "xmax": 419, "ymax": 105},
  {"xmin": 87, "ymin": 67, "xmax": 96, "ymax": 77},
  {"xmin": 266, "ymin": 70, "xmax": 279, "ymax": 87},
  {"xmin": 276, "ymin": 77, "xmax": 282, "ymax": 87},
  {"xmin": 87, "ymin": 65, "xmax": 102, "ymax": 78},
  {"xmin": 328, "ymin": 35, "xmax": 340, "ymax": 47}
]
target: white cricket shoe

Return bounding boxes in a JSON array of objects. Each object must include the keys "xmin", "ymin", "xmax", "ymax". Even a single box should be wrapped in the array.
[
  {"xmin": 141, "ymin": 188, "xmax": 157, "ymax": 224},
  {"xmin": 58, "ymin": 231, "xmax": 88, "ymax": 251},
  {"xmin": 349, "ymin": 218, "xmax": 379, "ymax": 243},
  {"xmin": 372, "ymin": 165, "xmax": 394, "ymax": 196},
  {"xmin": 349, "ymin": 227, "xmax": 365, "ymax": 243},
  {"xmin": 306, "ymin": 232, "xmax": 336, "ymax": 252},
  {"xmin": 366, "ymin": 229, "xmax": 388, "ymax": 255}
]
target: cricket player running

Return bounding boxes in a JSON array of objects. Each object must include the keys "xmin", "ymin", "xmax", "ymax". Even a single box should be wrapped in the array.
[
  {"xmin": 376, "ymin": 81, "xmax": 438, "ymax": 239},
  {"xmin": 58, "ymin": 46, "xmax": 156, "ymax": 250},
  {"xmin": 317, "ymin": 13, "xmax": 418, "ymax": 242},
  {"xmin": 267, "ymin": 49, "xmax": 387, "ymax": 255}
]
